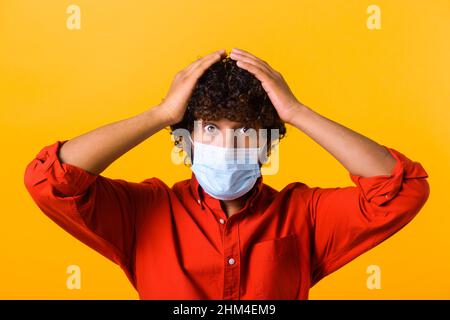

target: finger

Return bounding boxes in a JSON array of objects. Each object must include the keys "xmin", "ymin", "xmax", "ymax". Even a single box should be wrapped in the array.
[
  {"xmin": 190, "ymin": 50, "xmax": 226, "ymax": 76},
  {"xmin": 199, "ymin": 49, "xmax": 226, "ymax": 67},
  {"xmin": 230, "ymin": 52, "xmax": 275, "ymax": 77},
  {"xmin": 234, "ymin": 60, "xmax": 271, "ymax": 84},
  {"xmin": 185, "ymin": 55, "xmax": 207, "ymax": 72},
  {"xmin": 230, "ymin": 51, "xmax": 276, "ymax": 76},
  {"xmin": 186, "ymin": 49, "xmax": 225, "ymax": 73},
  {"xmin": 231, "ymin": 48, "xmax": 271, "ymax": 68}
]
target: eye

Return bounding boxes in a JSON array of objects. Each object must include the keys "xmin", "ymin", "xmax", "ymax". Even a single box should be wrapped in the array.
[
  {"xmin": 237, "ymin": 127, "xmax": 250, "ymax": 134},
  {"xmin": 203, "ymin": 124, "xmax": 218, "ymax": 135}
]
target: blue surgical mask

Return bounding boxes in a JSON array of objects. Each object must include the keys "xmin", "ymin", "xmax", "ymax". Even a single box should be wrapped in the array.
[{"xmin": 188, "ymin": 137, "xmax": 263, "ymax": 200}]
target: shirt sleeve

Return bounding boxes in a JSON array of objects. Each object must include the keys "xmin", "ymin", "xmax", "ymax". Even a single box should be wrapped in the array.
[
  {"xmin": 23, "ymin": 140, "xmax": 161, "ymax": 289},
  {"xmin": 308, "ymin": 145, "xmax": 430, "ymax": 286}
]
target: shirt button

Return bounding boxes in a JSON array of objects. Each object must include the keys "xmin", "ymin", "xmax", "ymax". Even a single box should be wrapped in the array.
[
  {"xmin": 228, "ymin": 258, "xmax": 236, "ymax": 265},
  {"xmin": 219, "ymin": 218, "xmax": 225, "ymax": 224},
  {"xmin": 197, "ymin": 199, "xmax": 201, "ymax": 204}
]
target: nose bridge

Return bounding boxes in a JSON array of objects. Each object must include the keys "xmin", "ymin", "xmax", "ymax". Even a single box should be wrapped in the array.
[{"xmin": 223, "ymin": 128, "xmax": 236, "ymax": 148}]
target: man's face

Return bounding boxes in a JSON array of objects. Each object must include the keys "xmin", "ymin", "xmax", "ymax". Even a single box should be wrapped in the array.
[{"xmin": 191, "ymin": 118, "xmax": 263, "ymax": 149}]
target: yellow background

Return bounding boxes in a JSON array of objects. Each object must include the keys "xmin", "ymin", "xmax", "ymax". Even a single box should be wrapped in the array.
[{"xmin": 0, "ymin": 0, "xmax": 449, "ymax": 299}]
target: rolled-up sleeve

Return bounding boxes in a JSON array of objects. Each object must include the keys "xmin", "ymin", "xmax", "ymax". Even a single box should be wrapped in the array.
[
  {"xmin": 23, "ymin": 140, "xmax": 159, "ymax": 288},
  {"xmin": 309, "ymin": 145, "xmax": 430, "ymax": 286}
]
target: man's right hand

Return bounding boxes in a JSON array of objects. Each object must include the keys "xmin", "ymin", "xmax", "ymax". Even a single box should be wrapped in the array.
[
  {"xmin": 157, "ymin": 49, "xmax": 227, "ymax": 126},
  {"xmin": 56, "ymin": 49, "xmax": 227, "ymax": 175}
]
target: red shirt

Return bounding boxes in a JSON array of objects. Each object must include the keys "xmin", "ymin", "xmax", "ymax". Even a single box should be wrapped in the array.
[{"xmin": 24, "ymin": 140, "xmax": 429, "ymax": 299}]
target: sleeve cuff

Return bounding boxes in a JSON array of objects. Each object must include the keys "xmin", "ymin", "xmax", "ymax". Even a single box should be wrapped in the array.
[
  {"xmin": 34, "ymin": 140, "xmax": 98, "ymax": 196},
  {"xmin": 349, "ymin": 145, "xmax": 429, "ymax": 206}
]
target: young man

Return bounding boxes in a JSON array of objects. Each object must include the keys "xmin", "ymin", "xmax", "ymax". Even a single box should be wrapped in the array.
[{"xmin": 24, "ymin": 48, "xmax": 429, "ymax": 299}]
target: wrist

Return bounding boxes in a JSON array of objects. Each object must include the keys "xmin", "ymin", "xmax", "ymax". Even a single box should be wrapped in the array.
[
  {"xmin": 151, "ymin": 104, "xmax": 176, "ymax": 127},
  {"xmin": 284, "ymin": 102, "xmax": 308, "ymax": 125}
]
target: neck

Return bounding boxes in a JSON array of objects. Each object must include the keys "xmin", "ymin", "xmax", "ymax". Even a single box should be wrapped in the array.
[{"xmin": 220, "ymin": 190, "xmax": 253, "ymax": 218}]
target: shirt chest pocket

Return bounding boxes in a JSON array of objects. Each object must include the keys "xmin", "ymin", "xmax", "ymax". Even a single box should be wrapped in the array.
[{"xmin": 245, "ymin": 233, "xmax": 300, "ymax": 299}]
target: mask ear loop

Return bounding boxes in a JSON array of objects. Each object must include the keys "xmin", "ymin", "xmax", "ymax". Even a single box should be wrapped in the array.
[
  {"xmin": 184, "ymin": 134, "xmax": 195, "ymax": 166},
  {"xmin": 256, "ymin": 133, "xmax": 271, "ymax": 166},
  {"xmin": 187, "ymin": 134, "xmax": 194, "ymax": 145}
]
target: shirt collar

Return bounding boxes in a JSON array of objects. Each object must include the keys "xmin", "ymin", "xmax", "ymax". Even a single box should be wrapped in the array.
[{"xmin": 189, "ymin": 171, "xmax": 264, "ymax": 209}]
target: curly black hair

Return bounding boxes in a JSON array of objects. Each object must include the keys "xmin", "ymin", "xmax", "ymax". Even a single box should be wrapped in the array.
[{"xmin": 169, "ymin": 56, "xmax": 286, "ymax": 162}]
